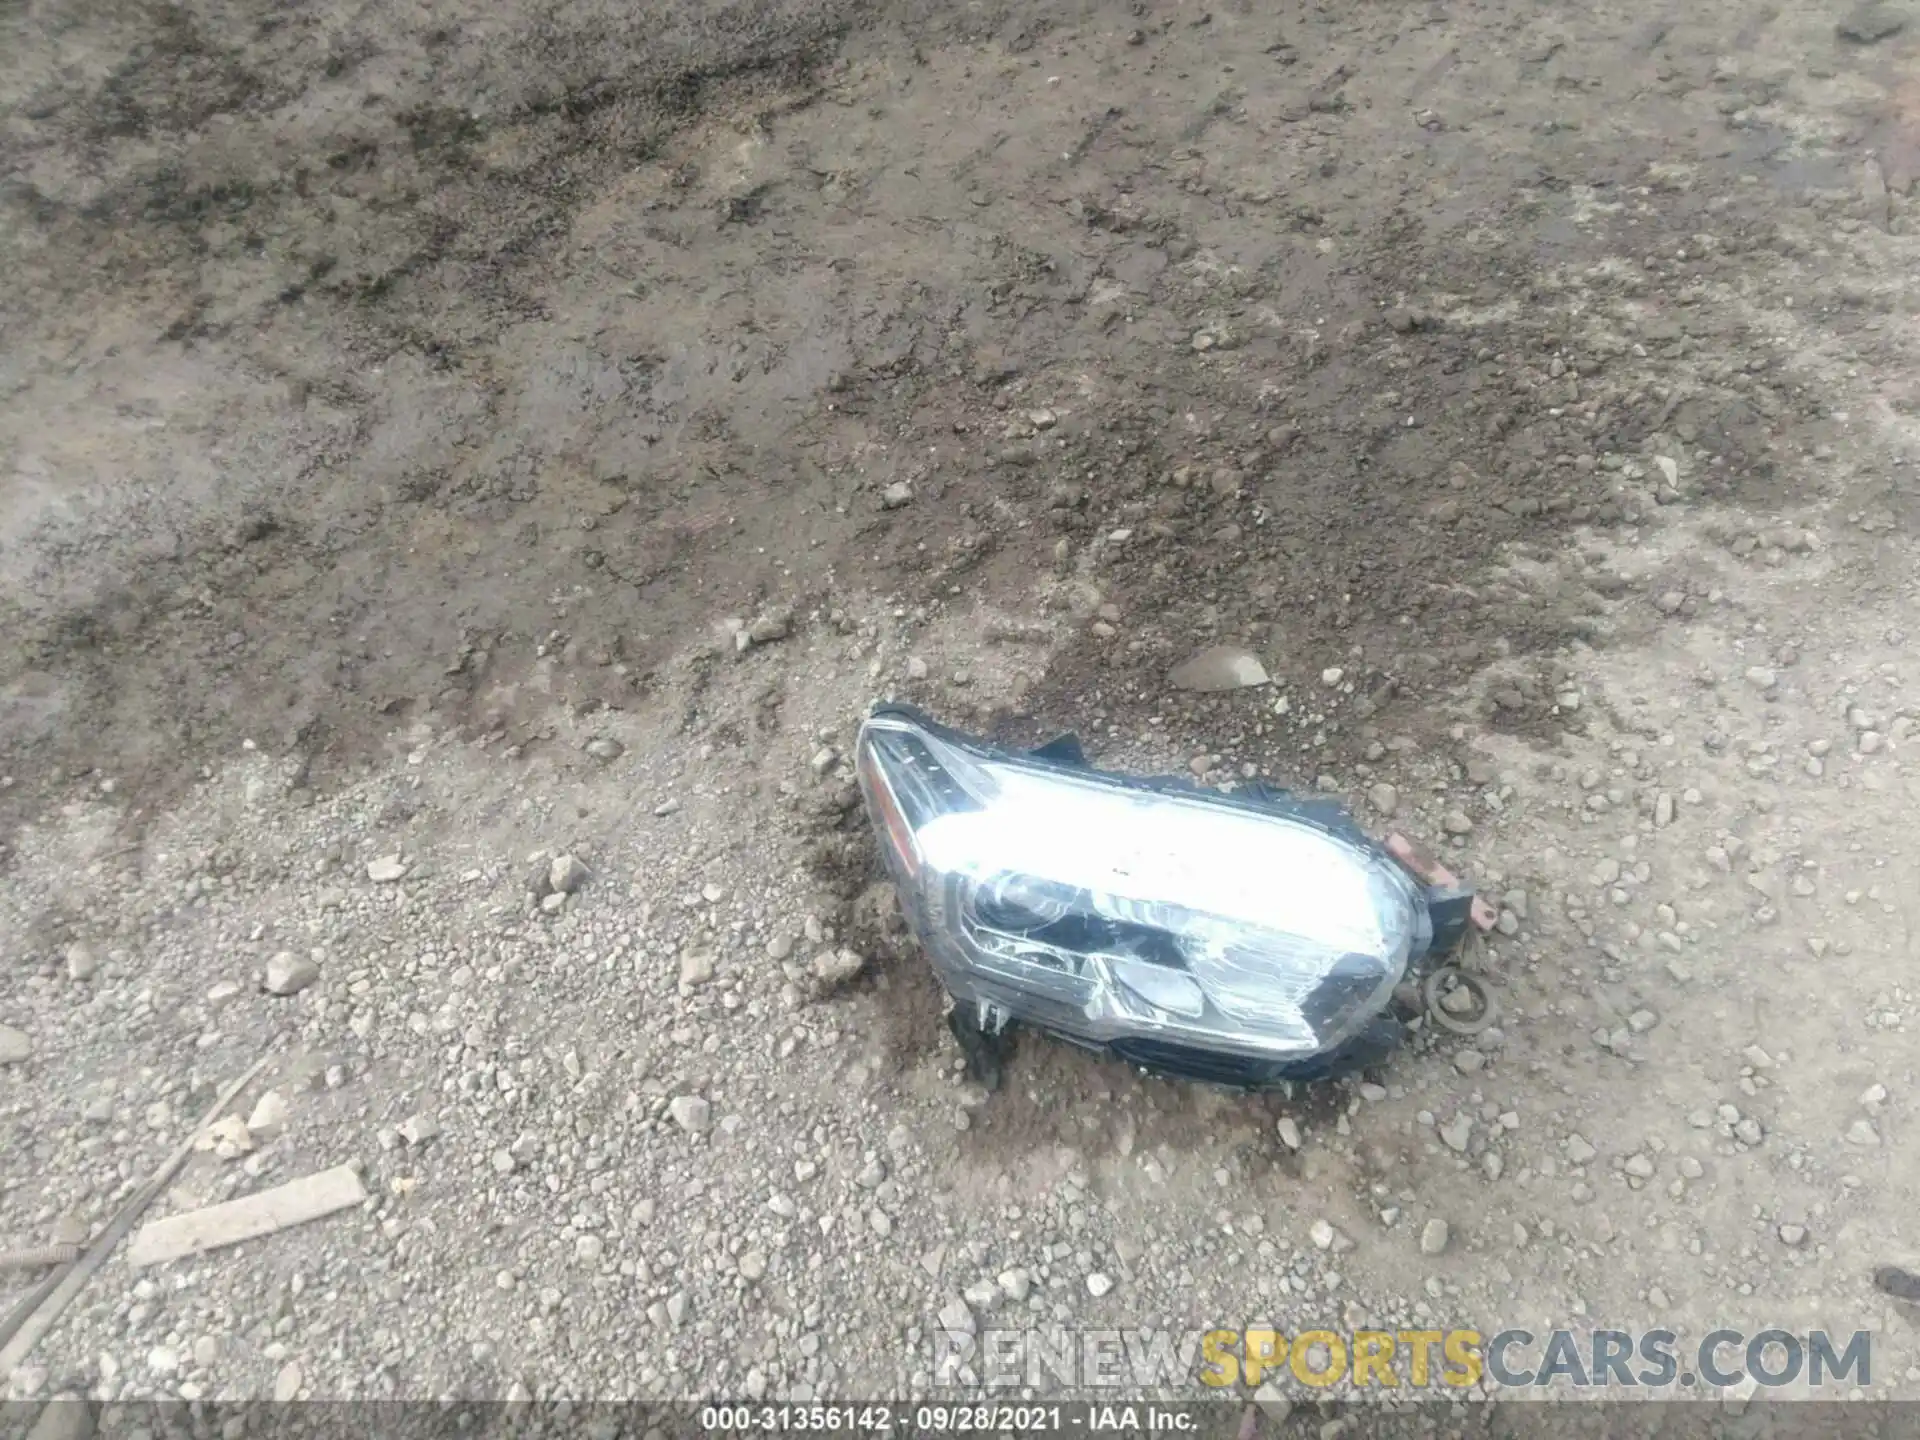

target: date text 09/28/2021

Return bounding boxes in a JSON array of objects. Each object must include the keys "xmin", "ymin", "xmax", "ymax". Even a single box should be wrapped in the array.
[{"xmin": 699, "ymin": 1405, "xmax": 1190, "ymax": 1433}]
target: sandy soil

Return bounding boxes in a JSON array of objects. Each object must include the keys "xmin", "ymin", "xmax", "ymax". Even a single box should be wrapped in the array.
[{"xmin": 4, "ymin": 0, "xmax": 1920, "ymax": 1418}]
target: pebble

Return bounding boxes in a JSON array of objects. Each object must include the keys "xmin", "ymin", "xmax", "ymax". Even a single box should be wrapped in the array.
[
  {"xmin": 549, "ymin": 854, "xmax": 590, "ymax": 895},
  {"xmin": 746, "ymin": 607, "xmax": 793, "ymax": 645},
  {"xmin": 1276, "ymin": 1117, "xmax": 1302, "ymax": 1150},
  {"xmin": 1419, "ymin": 1218, "xmax": 1450, "ymax": 1256},
  {"xmin": 246, "ymin": 1091, "xmax": 289, "ymax": 1136},
  {"xmin": 1254, "ymin": 1385, "xmax": 1293, "ymax": 1424},
  {"xmin": 0, "ymin": 1025, "xmax": 29, "ymax": 1066},
  {"xmin": 1565, "ymin": 1134, "xmax": 1597, "ymax": 1165},
  {"xmin": 881, "ymin": 482, "xmax": 914, "ymax": 509},
  {"xmin": 1859, "ymin": 731, "xmax": 1885, "ymax": 754},
  {"xmin": 1309, "ymin": 1219, "xmax": 1337, "ymax": 1251},
  {"xmin": 999, "ymin": 1269, "xmax": 1032, "ymax": 1302},
  {"xmin": 1439, "ymin": 1114, "xmax": 1473, "ymax": 1152},
  {"xmin": 811, "ymin": 948, "xmax": 866, "ymax": 985},
  {"xmin": 678, "ymin": 950, "xmax": 716, "ymax": 990},
  {"xmin": 397, "ymin": 1113, "xmax": 440, "ymax": 1147},
  {"xmin": 65, "ymin": 943, "xmax": 97, "ymax": 981},
  {"xmin": 1839, "ymin": 0, "xmax": 1908, "ymax": 42},
  {"xmin": 1441, "ymin": 810, "xmax": 1473, "ymax": 836},
  {"xmin": 1624, "ymin": 1153, "xmax": 1655, "ymax": 1179},
  {"xmin": 1744, "ymin": 666, "xmax": 1778, "ymax": 691},
  {"xmin": 1733, "ymin": 1117, "xmax": 1765, "ymax": 1146},
  {"xmin": 366, "ymin": 854, "xmax": 408, "ymax": 883},
  {"xmin": 1368, "ymin": 783, "xmax": 1399, "ymax": 817},
  {"xmin": 1086, "ymin": 1272, "xmax": 1114, "ymax": 1298},
  {"xmin": 1778, "ymin": 1223, "xmax": 1807, "ymax": 1247},
  {"xmin": 1845, "ymin": 1118, "xmax": 1881, "ymax": 1146},
  {"xmin": 1453, "ymin": 1048, "xmax": 1486, "ymax": 1075},
  {"xmin": 670, "ymin": 1096, "xmax": 713, "ymax": 1134},
  {"xmin": 262, "ymin": 952, "xmax": 319, "ymax": 996},
  {"xmin": 272, "ymin": 1363, "xmax": 303, "ymax": 1402}
]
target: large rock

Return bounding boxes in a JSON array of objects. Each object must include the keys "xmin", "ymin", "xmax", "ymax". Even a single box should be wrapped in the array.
[{"xmin": 1168, "ymin": 646, "xmax": 1269, "ymax": 692}]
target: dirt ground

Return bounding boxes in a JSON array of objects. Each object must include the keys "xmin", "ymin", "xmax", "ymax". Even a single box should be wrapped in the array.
[{"xmin": 5, "ymin": 0, "xmax": 1920, "ymax": 1417}]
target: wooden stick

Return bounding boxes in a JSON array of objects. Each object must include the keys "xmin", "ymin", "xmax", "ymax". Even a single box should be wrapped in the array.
[
  {"xmin": 126, "ymin": 1164, "xmax": 366, "ymax": 1268},
  {"xmin": 0, "ymin": 1046, "xmax": 276, "ymax": 1382}
]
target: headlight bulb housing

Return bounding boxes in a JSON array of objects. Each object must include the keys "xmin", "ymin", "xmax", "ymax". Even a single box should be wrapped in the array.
[{"xmin": 855, "ymin": 704, "xmax": 1479, "ymax": 1087}]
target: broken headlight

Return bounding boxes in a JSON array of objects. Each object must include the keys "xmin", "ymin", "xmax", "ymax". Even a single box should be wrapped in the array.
[{"xmin": 856, "ymin": 705, "xmax": 1454, "ymax": 1085}]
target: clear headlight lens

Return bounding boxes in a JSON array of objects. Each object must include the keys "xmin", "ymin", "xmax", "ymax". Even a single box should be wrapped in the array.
[{"xmin": 855, "ymin": 706, "xmax": 1433, "ymax": 1064}]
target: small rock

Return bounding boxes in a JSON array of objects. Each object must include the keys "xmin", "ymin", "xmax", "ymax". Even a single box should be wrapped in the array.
[
  {"xmin": 1308, "ymin": 1219, "xmax": 1339, "ymax": 1251},
  {"xmin": 585, "ymin": 737, "xmax": 625, "ymax": 761},
  {"xmin": 1276, "ymin": 1116, "xmax": 1302, "ymax": 1150},
  {"xmin": 1860, "ymin": 1083, "xmax": 1888, "ymax": 1113},
  {"xmin": 1085, "ymin": 1271, "xmax": 1114, "ymax": 1300},
  {"xmin": 1441, "ymin": 809, "xmax": 1473, "ymax": 836},
  {"xmin": 246, "ymin": 1091, "xmax": 289, "ymax": 1137},
  {"xmin": 397, "ymin": 1113, "xmax": 440, "ymax": 1147},
  {"xmin": 1859, "ymin": 731, "xmax": 1886, "ymax": 755},
  {"xmin": 65, "ymin": 944, "xmax": 97, "ymax": 981},
  {"xmin": 1733, "ymin": 1117, "xmax": 1765, "ymax": 1146},
  {"xmin": 1839, "ymin": 0, "xmax": 1908, "ymax": 42},
  {"xmin": 669, "ymin": 1095, "xmax": 712, "ymax": 1134},
  {"xmin": 366, "ymin": 854, "xmax": 408, "ymax": 883},
  {"xmin": 1565, "ymin": 1134, "xmax": 1598, "ymax": 1165},
  {"xmin": 1777, "ymin": 1223, "xmax": 1807, "ymax": 1247},
  {"xmin": 906, "ymin": 656, "xmax": 930, "ymax": 680},
  {"xmin": 810, "ymin": 948, "xmax": 866, "ymax": 986},
  {"xmin": 1453, "ymin": 1048, "xmax": 1486, "ymax": 1075},
  {"xmin": 747, "ymin": 607, "xmax": 793, "ymax": 645},
  {"xmin": 0, "ymin": 1026, "xmax": 29, "ymax": 1066},
  {"xmin": 1744, "ymin": 666, "xmax": 1778, "ymax": 692},
  {"xmin": 1624, "ymin": 1153, "xmax": 1655, "ymax": 1179},
  {"xmin": 1368, "ymin": 783, "xmax": 1399, "ymax": 817},
  {"xmin": 1419, "ymin": 1218, "xmax": 1450, "ymax": 1256},
  {"xmin": 272, "ymin": 1362, "xmax": 303, "ymax": 1403},
  {"xmin": 1655, "ymin": 793, "xmax": 1675, "ymax": 827},
  {"xmin": 1439, "ymin": 1114, "xmax": 1473, "ymax": 1152},
  {"xmin": 195, "ymin": 1115, "xmax": 253, "ymax": 1160},
  {"xmin": 678, "ymin": 951, "xmax": 716, "ymax": 991},
  {"xmin": 1254, "ymin": 1384, "xmax": 1293, "ymax": 1424},
  {"xmin": 998, "ymin": 1268, "xmax": 1032, "ymax": 1302},
  {"xmin": 262, "ymin": 952, "xmax": 319, "ymax": 997},
  {"xmin": 1845, "ymin": 1118, "xmax": 1881, "ymax": 1146},
  {"xmin": 1168, "ymin": 645, "xmax": 1269, "ymax": 692},
  {"xmin": 881, "ymin": 482, "xmax": 914, "ymax": 509},
  {"xmin": 549, "ymin": 855, "xmax": 590, "ymax": 895}
]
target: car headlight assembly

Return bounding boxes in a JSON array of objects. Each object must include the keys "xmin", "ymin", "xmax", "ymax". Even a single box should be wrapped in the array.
[{"xmin": 855, "ymin": 704, "xmax": 1478, "ymax": 1088}]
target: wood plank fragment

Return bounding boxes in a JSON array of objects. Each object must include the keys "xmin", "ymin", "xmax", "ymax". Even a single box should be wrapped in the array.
[{"xmin": 126, "ymin": 1165, "xmax": 367, "ymax": 1268}]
